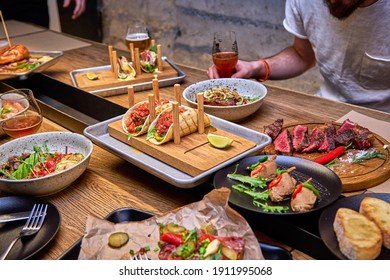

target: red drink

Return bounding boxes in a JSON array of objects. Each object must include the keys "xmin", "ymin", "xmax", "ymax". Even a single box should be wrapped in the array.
[
  {"xmin": 2, "ymin": 115, "xmax": 42, "ymax": 138},
  {"xmin": 213, "ymin": 52, "xmax": 238, "ymax": 78}
]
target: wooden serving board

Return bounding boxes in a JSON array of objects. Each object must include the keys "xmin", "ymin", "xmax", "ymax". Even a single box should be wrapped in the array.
[
  {"xmin": 108, "ymin": 119, "xmax": 257, "ymax": 177},
  {"xmin": 263, "ymin": 122, "xmax": 390, "ymax": 192},
  {"xmin": 73, "ymin": 60, "xmax": 178, "ymax": 93}
]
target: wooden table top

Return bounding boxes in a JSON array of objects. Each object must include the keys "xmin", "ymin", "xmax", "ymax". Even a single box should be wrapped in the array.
[{"xmin": 1, "ymin": 32, "xmax": 389, "ymax": 260}]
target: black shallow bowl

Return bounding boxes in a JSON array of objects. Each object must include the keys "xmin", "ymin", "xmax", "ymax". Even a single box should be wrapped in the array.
[
  {"xmin": 319, "ymin": 193, "xmax": 390, "ymax": 260},
  {"xmin": 59, "ymin": 208, "xmax": 292, "ymax": 260},
  {"xmin": 213, "ymin": 155, "xmax": 343, "ymax": 216}
]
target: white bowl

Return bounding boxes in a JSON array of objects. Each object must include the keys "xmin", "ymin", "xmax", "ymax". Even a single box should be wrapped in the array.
[
  {"xmin": 0, "ymin": 132, "xmax": 93, "ymax": 196},
  {"xmin": 182, "ymin": 78, "xmax": 267, "ymax": 122}
]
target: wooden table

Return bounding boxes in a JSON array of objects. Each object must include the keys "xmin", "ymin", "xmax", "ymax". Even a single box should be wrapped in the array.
[{"xmin": 1, "ymin": 31, "xmax": 390, "ymax": 260}]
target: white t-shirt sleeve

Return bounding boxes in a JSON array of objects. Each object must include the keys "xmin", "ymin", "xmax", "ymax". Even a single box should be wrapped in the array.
[{"xmin": 283, "ymin": 0, "xmax": 308, "ymax": 39}]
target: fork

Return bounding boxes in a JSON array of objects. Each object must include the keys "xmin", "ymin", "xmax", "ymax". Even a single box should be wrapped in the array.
[
  {"xmin": 0, "ymin": 204, "xmax": 48, "ymax": 260},
  {"xmin": 130, "ymin": 251, "xmax": 149, "ymax": 260}
]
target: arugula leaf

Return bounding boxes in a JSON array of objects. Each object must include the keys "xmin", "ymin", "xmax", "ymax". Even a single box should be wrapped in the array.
[
  {"xmin": 228, "ymin": 164, "xmax": 267, "ymax": 188},
  {"xmin": 253, "ymin": 201, "xmax": 289, "ymax": 213},
  {"xmin": 232, "ymin": 184, "xmax": 269, "ymax": 200},
  {"xmin": 227, "ymin": 173, "xmax": 267, "ymax": 188},
  {"xmin": 149, "ymin": 45, "xmax": 158, "ymax": 53}
]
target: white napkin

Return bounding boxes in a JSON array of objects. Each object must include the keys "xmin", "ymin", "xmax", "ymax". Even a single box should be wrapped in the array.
[{"xmin": 337, "ymin": 110, "xmax": 390, "ymax": 193}]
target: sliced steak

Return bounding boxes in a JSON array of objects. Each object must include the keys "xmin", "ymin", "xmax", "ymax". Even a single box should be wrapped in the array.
[
  {"xmin": 274, "ymin": 129, "xmax": 293, "ymax": 155},
  {"xmin": 351, "ymin": 124, "xmax": 374, "ymax": 150},
  {"xmin": 292, "ymin": 125, "xmax": 309, "ymax": 152},
  {"xmin": 302, "ymin": 127, "xmax": 325, "ymax": 153},
  {"xmin": 334, "ymin": 119, "xmax": 356, "ymax": 146},
  {"xmin": 334, "ymin": 119, "xmax": 374, "ymax": 149},
  {"xmin": 264, "ymin": 119, "xmax": 283, "ymax": 140},
  {"xmin": 318, "ymin": 124, "xmax": 336, "ymax": 152}
]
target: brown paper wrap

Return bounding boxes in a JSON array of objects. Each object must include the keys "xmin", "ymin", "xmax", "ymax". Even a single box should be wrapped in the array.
[{"xmin": 78, "ymin": 188, "xmax": 264, "ymax": 260}]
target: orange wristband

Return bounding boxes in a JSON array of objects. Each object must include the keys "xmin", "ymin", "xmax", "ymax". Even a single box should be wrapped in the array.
[{"xmin": 258, "ymin": 59, "xmax": 270, "ymax": 82}]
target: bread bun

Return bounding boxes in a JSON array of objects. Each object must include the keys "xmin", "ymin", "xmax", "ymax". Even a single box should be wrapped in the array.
[
  {"xmin": 359, "ymin": 197, "xmax": 390, "ymax": 249},
  {"xmin": 0, "ymin": 44, "xmax": 29, "ymax": 65},
  {"xmin": 333, "ymin": 207, "xmax": 382, "ymax": 260}
]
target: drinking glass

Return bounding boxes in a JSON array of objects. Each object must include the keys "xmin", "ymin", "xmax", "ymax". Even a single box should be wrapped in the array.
[
  {"xmin": 125, "ymin": 21, "xmax": 151, "ymax": 53},
  {"xmin": 0, "ymin": 88, "xmax": 42, "ymax": 138},
  {"xmin": 212, "ymin": 31, "xmax": 239, "ymax": 78}
]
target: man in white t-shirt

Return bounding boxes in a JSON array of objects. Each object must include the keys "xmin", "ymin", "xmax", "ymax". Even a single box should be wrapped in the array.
[{"xmin": 208, "ymin": 0, "xmax": 390, "ymax": 113}]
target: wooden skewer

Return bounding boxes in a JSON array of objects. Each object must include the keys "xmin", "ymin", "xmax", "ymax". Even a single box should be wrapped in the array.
[
  {"xmin": 152, "ymin": 78, "xmax": 159, "ymax": 100},
  {"xmin": 196, "ymin": 92, "xmax": 205, "ymax": 134},
  {"xmin": 172, "ymin": 101, "xmax": 180, "ymax": 144},
  {"xmin": 148, "ymin": 93, "xmax": 156, "ymax": 122},
  {"xmin": 157, "ymin": 44, "xmax": 163, "ymax": 71},
  {"xmin": 112, "ymin": 50, "xmax": 118, "ymax": 78},
  {"xmin": 134, "ymin": 48, "xmax": 141, "ymax": 75},
  {"xmin": 150, "ymin": 39, "xmax": 156, "ymax": 46},
  {"xmin": 0, "ymin": 11, "xmax": 11, "ymax": 47},
  {"xmin": 127, "ymin": 86, "xmax": 135, "ymax": 108},
  {"xmin": 108, "ymin": 45, "xmax": 113, "ymax": 72},
  {"xmin": 174, "ymin": 84, "xmax": 181, "ymax": 105},
  {"xmin": 129, "ymin": 43, "xmax": 135, "ymax": 63}
]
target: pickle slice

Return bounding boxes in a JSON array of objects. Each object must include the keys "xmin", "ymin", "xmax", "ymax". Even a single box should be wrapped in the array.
[{"xmin": 108, "ymin": 232, "xmax": 129, "ymax": 248}]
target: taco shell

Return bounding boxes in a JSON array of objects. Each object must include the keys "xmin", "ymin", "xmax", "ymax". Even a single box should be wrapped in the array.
[
  {"xmin": 147, "ymin": 106, "xmax": 211, "ymax": 145},
  {"xmin": 122, "ymin": 100, "xmax": 172, "ymax": 137}
]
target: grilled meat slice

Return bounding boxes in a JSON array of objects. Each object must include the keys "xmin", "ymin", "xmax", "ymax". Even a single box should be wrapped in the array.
[
  {"xmin": 318, "ymin": 124, "xmax": 336, "ymax": 152},
  {"xmin": 269, "ymin": 172, "xmax": 297, "ymax": 202},
  {"xmin": 352, "ymin": 124, "xmax": 374, "ymax": 150},
  {"xmin": 334, "ymin": 119, "xmax": 374, "ymax": 149},
  {"xmin": 291, "ymin": 187, "xmax": 317, "ymax": 212},
  {"xmin": 302, "ymin": 127, "xmax": 325, "ymax": 153},
  {"xmin": 292, "ymin": 125, "xmax": 309, "ymax": 152},
  {"xmin": 274, "ymin": 129, "xmax": 293, "ymax": 155},
  {"xmin": 264, "ymin": 119, "xmax": 283, "ymax": 140},
  {"xmin": 250, "ymin": 155, "xmax": 277, "ymax": 182}
]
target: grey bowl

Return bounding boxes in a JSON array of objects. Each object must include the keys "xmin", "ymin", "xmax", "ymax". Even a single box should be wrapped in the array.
[
  {"xmin": 183, "ymin": 78, "xmax": 267, "ymax": 122},
  {"xmin": 0, "ymin": 132, "xmax": 93, "ymax": 196}
]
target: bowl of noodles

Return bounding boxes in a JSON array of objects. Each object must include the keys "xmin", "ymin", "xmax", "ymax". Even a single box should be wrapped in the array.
[{"xmin": 183, "ymin": 78, "xmax": 267, "ymax": 122}]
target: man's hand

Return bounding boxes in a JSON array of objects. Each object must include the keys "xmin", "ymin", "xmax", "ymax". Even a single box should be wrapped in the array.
[{"xmin": 63, "ymin": 0, "xmax": 86, "ymax": 20}]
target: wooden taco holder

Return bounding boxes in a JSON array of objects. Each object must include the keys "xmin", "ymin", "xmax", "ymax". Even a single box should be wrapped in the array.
[{"xmin": 108, "ymin": 79, "xmax": 257, "ymax": 176}]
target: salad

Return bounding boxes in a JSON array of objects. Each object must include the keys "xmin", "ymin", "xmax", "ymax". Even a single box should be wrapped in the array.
[{"xmin": 0, "ymin": 144, "xmax": 84, "ymax": 180}]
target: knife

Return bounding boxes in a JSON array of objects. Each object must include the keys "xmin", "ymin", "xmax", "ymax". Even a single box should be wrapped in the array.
[{"xmin": 0, "ymin": 211, "xmax": 41, "ymax": 224}]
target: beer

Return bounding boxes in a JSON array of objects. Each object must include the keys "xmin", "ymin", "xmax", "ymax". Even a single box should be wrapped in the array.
[
  {"xmin": 213, "ymin": 51, "xmax": 239, "ymax": 78},
  {"xmin": 125, "ymin": 32, "xmax": 151, "ymax": 53},
  {"xmin": 2, "ymin": 115, "xmax": 42, "ymax": 138}
]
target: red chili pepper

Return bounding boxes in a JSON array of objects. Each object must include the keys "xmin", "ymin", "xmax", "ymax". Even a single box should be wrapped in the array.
[
  {"xmin": 250, "ymin": 163, "xmax": 265, "ymax": 176},
  {"xmin": 268, "ymin": 175, "xmax": 282, "ymax": 189},
  {"xmin": 160, "ymin": 233, "xmax": 184, "ymax": 246},
  {"xmin": 292, "ymin": 183, "xmax": 303, "ymax": 199},
  {"xmin": 314, "ymin": 143, "xmax": 352, "ymax": 165}
]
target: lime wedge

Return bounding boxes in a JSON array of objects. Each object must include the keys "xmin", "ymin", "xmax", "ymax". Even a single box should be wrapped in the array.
[
  {"xmin": 207, "ymin": 133, "xmax": 234, "ymax": 149},
  {"xmin": 86, "ymin": 72, "xmax": 98, "ymax": 80}
]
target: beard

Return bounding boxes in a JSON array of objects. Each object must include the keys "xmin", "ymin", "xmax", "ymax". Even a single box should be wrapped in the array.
[{"xmin": 323, "ymin": 0, "xmax": 366, "ymax": 19}]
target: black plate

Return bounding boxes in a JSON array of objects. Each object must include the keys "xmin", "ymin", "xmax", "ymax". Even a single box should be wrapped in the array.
[
  {"xmin": 0, "ymin": 196, "xmax": 60, "ymax": 259},
  {"xmin": 59, "ymin": 207, "xmax": 292, "ymax": 260},
  {"xmin": 319, "ymin": 193, "xmax": 390, "ymax": 260},
  {"xmin": 213, "ymin": 155, "xmax": 342, "ymax": 215}
]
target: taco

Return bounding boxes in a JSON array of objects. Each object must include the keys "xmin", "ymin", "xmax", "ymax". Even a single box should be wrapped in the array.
[
  {"xmin": 122, "ymin": 99, "xmax": 171, "ymax": 137},
  {"xmin": 146, "ymin": 106, "xmax": 211, "ymax": 145}
]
